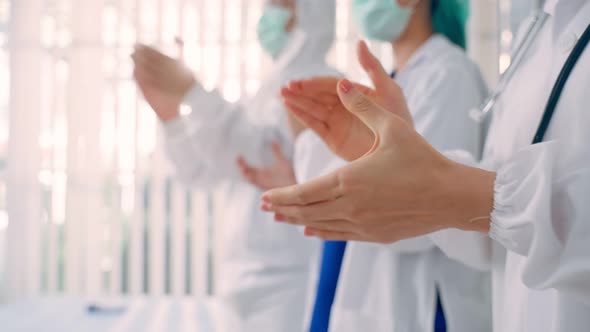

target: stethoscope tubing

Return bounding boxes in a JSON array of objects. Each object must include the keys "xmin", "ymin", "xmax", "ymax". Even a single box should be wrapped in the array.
[
  {"xmin": 470, "ymin": 11, "xmax": 550, "ymax": 123},
  {"xmin": 532, "ymin": 21, "xmax": 590, "ymax": 143}
]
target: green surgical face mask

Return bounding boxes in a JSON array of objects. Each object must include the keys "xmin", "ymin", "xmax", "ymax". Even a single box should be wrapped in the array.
[
  {"xmin": 257, "ymin": 5, "xmax": 292, "ymax": 58},
  {"xmin": 352, "ymin": 0, "xmax": 419, "ymax": 42}
]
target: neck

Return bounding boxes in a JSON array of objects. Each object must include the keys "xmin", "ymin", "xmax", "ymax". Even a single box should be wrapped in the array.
[{"xmin": 391, "ymin": 7, "xmax": 434, "ymax": 72}]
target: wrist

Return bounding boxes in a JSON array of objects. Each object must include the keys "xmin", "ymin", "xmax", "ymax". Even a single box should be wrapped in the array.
[
  {"xmin": 161, "ymin": 113, "xmax": 186, "ymax": 138},
  {"xmin": 444, "ymin": 161, "xmax": 496, "ymax": 233},
  {"xmin": 160, "ymin": 79, "xmax": 197, "ymax": 122},
  {"xmin": 159, "ymin": 108, "xmax": 181, "ymax": 122}
]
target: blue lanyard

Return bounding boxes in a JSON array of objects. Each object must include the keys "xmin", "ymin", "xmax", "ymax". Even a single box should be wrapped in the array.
[{"xmin": 308, "ymin": 241, "xmax": 347, "ymax": 332}]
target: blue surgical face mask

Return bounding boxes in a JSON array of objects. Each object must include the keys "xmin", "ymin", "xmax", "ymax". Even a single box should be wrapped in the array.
[
  {"xmin": 352, "ymin": 0, "xmax": 419, "ymax": 42},
  {"xmin": 257, "ymin": 5, "xmax": 292, "ymax": 58}
]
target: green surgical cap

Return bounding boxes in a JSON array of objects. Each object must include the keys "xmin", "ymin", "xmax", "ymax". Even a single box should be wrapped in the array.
[{"xmin": 432, "ymin": 0, "xmax": 470, "ymax": 49}]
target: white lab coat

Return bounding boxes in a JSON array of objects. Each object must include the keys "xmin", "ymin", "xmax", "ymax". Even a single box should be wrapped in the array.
[
  {"xmin": 162, "ymin": 1, "xmax": 339, "ymax": 331},
  {"xmin": 431, "ymin": 0, "xmax": 590, "ymax": 331},
  {"xmin": 296, "ymin": 36, "xmax": 492, "ymax": 332}
]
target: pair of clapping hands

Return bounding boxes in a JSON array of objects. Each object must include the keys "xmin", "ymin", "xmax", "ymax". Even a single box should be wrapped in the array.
[{"xmin": 245, "ymin": 41, "xmax": 494, "ymax": 244}]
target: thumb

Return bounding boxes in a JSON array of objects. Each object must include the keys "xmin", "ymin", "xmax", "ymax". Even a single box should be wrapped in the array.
[
  {"xmin": 357, "ymin": 41, "xmax": 393, "ymax": 95},
  {"xmin": 337, "ymin": 79, "xmax": 390, "ymax": 135},
  {"xmin": 357, "ymin": 40, "xmax": 414, "ymax": 125}
]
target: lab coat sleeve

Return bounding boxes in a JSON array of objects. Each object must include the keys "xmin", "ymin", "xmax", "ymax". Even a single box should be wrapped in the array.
[
  {"xmin": 162, "ymin": 83, "xmax": 289, "ymax": 188},
  {"xmin": 490, "ymin": 141, "xmax": 590, "ymax": 303},
  {"xmin": 386, "ymin": 237, "xmax": 436, "ymax": 253},
  {"xmin": 427, "ymin": 150, "xmax": 493, "ymax": 271},
  {"xmin": 162, "ymin": 115, "xmax": 216, "ymax": 187}
]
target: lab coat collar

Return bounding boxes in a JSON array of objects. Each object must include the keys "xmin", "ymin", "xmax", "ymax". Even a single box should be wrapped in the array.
[
  {"xmin": 543, "ymin": 0, "xmax": 589, "ymax": 45},
  {"xmin": 272, "ymin": 28, "xmax": 307, "ymax": 76},
  {"xmin": 269, "ymin": 0, "xmax": 336, "ymax": 81},
  {"xmin": 544, "ymin": 0, "xmax": 589, "ymax": 19},
  {"xmin": 543, "ymin": 0, "xmax": 559, "ymax": 15},
  {"xmin": 400, "ymin": 34, "xmax": 448, "ymax": 74},
  {"xmin": 567, "ymin": 1, "xmax": 590, "ymax": 39}
]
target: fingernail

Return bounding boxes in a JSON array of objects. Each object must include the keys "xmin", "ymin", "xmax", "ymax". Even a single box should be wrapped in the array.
[
  {"xmin": 261, "ymin": 203, "xmax": 271, "ymax": 211},
  {"xmin": 339, "ymin": 79, "xmax": 353, "ymax": 94},
  {"xmin": 275, "ymin": 214, "xmax": 286, "ymax": 222},
  {"xmin": 261, "ymin": 194, "xmax": 271, "ymax": 203},
  {"xmin": 304, "ymin": 228, "xmax": 316, "ymax": 237}
]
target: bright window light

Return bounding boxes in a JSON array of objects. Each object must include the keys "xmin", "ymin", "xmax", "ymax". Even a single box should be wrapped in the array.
[{"xmin": 0, "ymin": 210, "xmax": 7, "ymax": 230}]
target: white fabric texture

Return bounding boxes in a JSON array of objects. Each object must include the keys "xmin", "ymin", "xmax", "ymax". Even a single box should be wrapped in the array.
[
  {"xmin": 295, "ymin": 35, "xmax": 492, "ymax": 332},
  {"xmin": 433, "ymin": 0, "xmax": 590, "ymax": 331},
  {"xmin": 161, "ymin": 1, "xmax": 339, "ymax": 331}
]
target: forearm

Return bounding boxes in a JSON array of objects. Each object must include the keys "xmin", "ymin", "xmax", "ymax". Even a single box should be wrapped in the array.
[
  {"xmin": 430, "ymin": 229, "xmax": 492, "ymax": 271},
  {"xmin": 163, "ymin": 117, "xmax": 220, "ymax": 188}
]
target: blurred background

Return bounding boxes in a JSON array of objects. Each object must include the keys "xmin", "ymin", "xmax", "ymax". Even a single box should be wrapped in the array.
[{"xmin": 0, "ymin": 0, "xmax": 542, "ymax": 302}]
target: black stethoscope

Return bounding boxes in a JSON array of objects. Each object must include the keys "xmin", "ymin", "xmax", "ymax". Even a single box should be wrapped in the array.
[
  {"xmin": 470, "ymin": 11, "xmax": 590, "ymax": 144},
  {"xmin": 532, "ymin": 20, "xmax": 590, "ymax": 143}
]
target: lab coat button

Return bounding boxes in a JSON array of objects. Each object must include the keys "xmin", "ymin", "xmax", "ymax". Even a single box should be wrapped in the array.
[{"xmin": 559, "ymin": 33, "xmax": 578, "ymax": 53}]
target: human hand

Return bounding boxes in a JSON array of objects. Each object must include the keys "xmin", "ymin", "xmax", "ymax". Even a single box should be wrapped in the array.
[
  {"xmin": 281, "ymin": 41, "xmax": 413, "ymax": 161},
  {"xmin": 237, "ymin": 141, "xmax": 296, "ymax": 191},
  {"xmin": 132, "ymin": 44, "xmax": 196, "ymax": 122},
  {"xmin": 263, "ymin": 79, "xmax": 495, "ymax": 243}
]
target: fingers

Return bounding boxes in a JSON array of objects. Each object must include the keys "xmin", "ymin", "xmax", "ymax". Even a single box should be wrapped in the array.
[
  {"xmin": 133, "ymin": 67, "xmax": 164, "ymax": 100},
  {"xmin": 262, "ymin": 171, "xmax": 342, "ymax": 206},
  {"xmin": 274, "ymin": 213, "xmax": 358, "ymax": 235},
  {"xmin": 287, "ymin": 79, "xmax": 342, "ymax": 108},
  {"xmin": 275, "ymin": 213, "xmax": 354, "ymax": 231},
  {"xmin": 132, "ymin": 44, "xmax": 176, "ymax": 83},
  {"xmin": 132, "ymin": 45, "xmax": 158, "ymax": 69},
  {"xmin": 352, "ymin": 82, "xmax": 376, "ymax": 97},
  {"xmin": 285, "ymin": 102, "xmax": 329, "ymax": 138},
  {"xmin": 357, "ymin": 41, "xmax": 394, "ymax": 96},
  {"xmin": 305, "ymin": 227, "xmax": 363, "ymax": 241},
  {"xmin": 133, "ymin": 66, "xmax": 154, "ymax": 89},
  {"xmin": 236, "ymin": 156, "xmax": 251, "ymax": 173},
  {"xmin": 134, "ymin": 44, "xmax": 173, "ymax": 63},
  {"xmin": 337, "ymin": 79, "xmax": 390, "ymax": 136},
  {"xmin": 132, "ymin": 52, "xmax": 160, "ymax": 78},
  {"xmin": 357, "ymin": 41, "xmax": 414, "ymax": 125},
  {"xmin": 289, "ymin": 76, "xmax": 341, "ymax": 96},
  {"xmin": 281, "ymin": 88, "xmax": 333, "ymax": 122},
  {"xmin": 266, "ymin": 198, "xmax": 347, "ymax": 222},
  {"xmin": 132, "ymin": 54, "xmax": 167, "ymax": 91},
  {"xmin": 236, "ymin": 156, "xmax": 258, "ymax": 184},
  {"xmin": 271, "ymin": 141, "xmax": 289, "ymax": 164}
]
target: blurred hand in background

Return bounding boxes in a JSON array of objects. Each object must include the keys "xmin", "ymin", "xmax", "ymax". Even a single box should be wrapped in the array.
[
  {"xmin": 237, "ymin": 141, "xmax": 296, "ymax": 191},
  {"xmin": 132, "ymin": 44, "xmax": 196, "ymax": 122}
]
